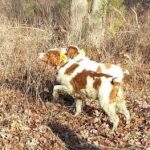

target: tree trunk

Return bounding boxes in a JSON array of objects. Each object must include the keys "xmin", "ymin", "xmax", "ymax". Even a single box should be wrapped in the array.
[
  {"xmin": 70, "ymin": 0, "xmax": 88, "ymax": 44},
  {"xmin": 91, "ymin": 0, "xmax": 102, "ymax": 14},
  {"xmin": 70, "ymin": 0, "xmax": 107, "ymax": 48},
  {"xmin": 88, "ymin": 0, "xmax": 107, "ymax": 48}
]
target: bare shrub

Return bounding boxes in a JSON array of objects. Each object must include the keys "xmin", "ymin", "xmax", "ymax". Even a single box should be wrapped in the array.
[
  {"xmin": 0, "ymin": 0, "xmax": 53, "ymax": 26},
  {"xmin": 0, "ymin": 16, "xmax": 56, "ymax": 99}
]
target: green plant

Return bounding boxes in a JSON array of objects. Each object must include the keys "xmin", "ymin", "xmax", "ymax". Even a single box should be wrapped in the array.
[
  {"xmin": 91, "ymin": 0, "xmax": 108, "ymax": 19},
  {"xmin": 107, "ymin": 0, "xmax": 126, "ymax": 36},
  {"xmin": 109, "ymin": 19, "xmax": 124, "ymax": 36},
  {"xmin": 23, "ymin": 0, "xmax": 36, "ymax": 17},
  {"xmin": 58, "ymin": 0, "xmax": 70, "ymax": 11}
]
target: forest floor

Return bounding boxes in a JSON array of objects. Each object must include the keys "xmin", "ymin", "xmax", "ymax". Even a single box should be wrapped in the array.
[
  {"xmin": 0, "ymin": 10, "xmax": 149, "ymax": 149},
  {"xmin": 0, "ymin": 63, "xmax": 149, "ymax": 150}
]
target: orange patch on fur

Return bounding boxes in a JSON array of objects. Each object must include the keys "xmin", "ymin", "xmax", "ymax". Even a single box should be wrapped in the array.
[
  {"xmin": 105, "ymin": 63, "xmax": 112, "ymax": 69},
  {"xmin": 109, "ymin": 82, "xmax": 120, "ymax": 103},
  {"xmin": 96, "ymin": 66, "xmax": 102, "ymax": 73},
  {"xmin": 65, "ymin": 63, "xmax": 79, "ymax": 75},
  {"xmin": 66, "ymin": 46, "xmax": 79, "ymax": 59},
  {"xmin": 44, "ymin": 51, "xmax": 62, "ymax": 67},
  {"xmin": 70, "ymin": 70, "xmax": 110, "ymax": 92},
  {"xmin": 93, "ymin": 79, "xmax": 101, "ymax": 90}
]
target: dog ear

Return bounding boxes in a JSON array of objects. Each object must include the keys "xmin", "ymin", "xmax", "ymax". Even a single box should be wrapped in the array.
[
  {"xmin": 68, "ymin": 45, "xmax": 79, "ymax": 51},
  {"xmin": 66, "ymin": 46, "xmax": 79, "ymax": 59}
]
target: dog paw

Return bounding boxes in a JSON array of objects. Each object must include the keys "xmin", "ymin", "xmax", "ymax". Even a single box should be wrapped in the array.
[{"xmin": 52, "ymin": 92, "xmax": 59, "ymax": 101}]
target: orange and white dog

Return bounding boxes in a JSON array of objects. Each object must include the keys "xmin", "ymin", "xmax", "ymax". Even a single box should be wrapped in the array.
[
  {"xmin": 38, "ymin": 48, "xmax": 130, "ymax": 130},
  {"xmin": 62, "ymin": 46, "xmax": 129, "ymax": 83}
]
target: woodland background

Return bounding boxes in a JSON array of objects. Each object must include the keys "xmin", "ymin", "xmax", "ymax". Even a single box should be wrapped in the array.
[{"xmin": 0, "ymin": 0, "xmax": 149, "ymax": 149}]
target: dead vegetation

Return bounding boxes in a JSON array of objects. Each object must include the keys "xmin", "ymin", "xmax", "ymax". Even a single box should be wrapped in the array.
[{"xmin": 0, "ymin": 0, "xmax": 150, "ymax": 149}]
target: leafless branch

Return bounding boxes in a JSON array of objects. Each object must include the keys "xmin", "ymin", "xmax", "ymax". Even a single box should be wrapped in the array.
[{"xmin": 131, "ymin": 7, "xmax": 140, "ymax": 28}]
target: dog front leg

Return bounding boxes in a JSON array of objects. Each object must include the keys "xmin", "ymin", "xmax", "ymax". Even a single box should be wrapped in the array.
[
  {"xmin": 53, "ymin": 85, "xmax": 70, "ymax": 101},
  {"xmin": 74, "ymin": 99, "xmax": 83, "ymax": 116}
]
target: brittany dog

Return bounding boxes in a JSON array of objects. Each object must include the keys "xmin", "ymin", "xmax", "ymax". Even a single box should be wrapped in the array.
[
  {"xmin": 61, "ymin": 45, "xmax": 129, "ymax": 83},
  {"xmin": 38, "ymin": 48, "xmax": 130, "ymax": 130}
]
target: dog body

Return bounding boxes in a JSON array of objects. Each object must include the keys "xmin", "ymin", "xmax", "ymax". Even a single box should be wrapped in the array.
[
  {"xmin": 38, "ymin": 48, "xmax": 130, "ymax": 130},
  {"xmin": 64, "ymin": 46, "xmax": 127, "ymax": 83},
  {"xmin": 73, "ymin": 56, "xmax": 124, "ymax": 83},
  {"xmin": 56, "ymin": 58, "xmax": 112, "ymax": 99}
]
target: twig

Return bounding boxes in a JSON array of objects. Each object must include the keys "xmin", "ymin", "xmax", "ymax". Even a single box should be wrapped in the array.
[
  {"xmin": 112, "ymin": 6, "xmax": 126, "ymax": 22},
  {"xmin": 7, "ymin": 26, "xmax": 48, "ymax": 33},
  {"xmin": 131, "ymin": 7, "xmax": 140, "ymax": 29}
]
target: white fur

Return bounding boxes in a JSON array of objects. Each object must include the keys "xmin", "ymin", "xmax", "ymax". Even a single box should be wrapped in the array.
[
  {"xmin": 77, "ymin": 57, "xmax": 100, "ymax": 71},
  {"xmin": 99, "ymin": 63, "xmax": 124, "ymax": 83},
  {"xmin": 75, "ymin": 56, "xmax": 124, "ymax": 83},
  {"xmin": 86, "ymin": 77, "xmax": 96, "ymax": 98}
]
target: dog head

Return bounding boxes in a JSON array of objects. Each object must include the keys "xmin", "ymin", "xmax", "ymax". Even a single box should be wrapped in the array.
[{"xmin": 38, "ymin": 48, "xmax": 68, "ymax": 68}]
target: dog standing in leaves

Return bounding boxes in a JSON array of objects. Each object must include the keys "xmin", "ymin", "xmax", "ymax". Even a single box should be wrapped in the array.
[{"xmin": 38, "ymin": 48, "xmax": 130, "ymax": 131}]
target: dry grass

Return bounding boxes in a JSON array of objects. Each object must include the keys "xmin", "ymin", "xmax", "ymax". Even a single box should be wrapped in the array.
[
  {"xmin": 0, "ymin": 16, "xmax": 56, "ymax": 96},
  {"xmin": 0, "ymin": 1, "xmax": 150, "ymax": 149}
]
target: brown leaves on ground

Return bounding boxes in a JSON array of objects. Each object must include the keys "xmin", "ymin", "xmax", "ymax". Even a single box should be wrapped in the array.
[
  {"xmin": 0, "ymin": 87, "xmax": 65, "ymax": 150},
  {"xmin": 0, "ymin": 74, "xmax": 149, "ymax": 150}
]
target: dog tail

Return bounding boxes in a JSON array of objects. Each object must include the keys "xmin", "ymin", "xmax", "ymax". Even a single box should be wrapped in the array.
[{"xmin": 110, "ymin": 78, "xmax": 122, "ymax": 102}]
